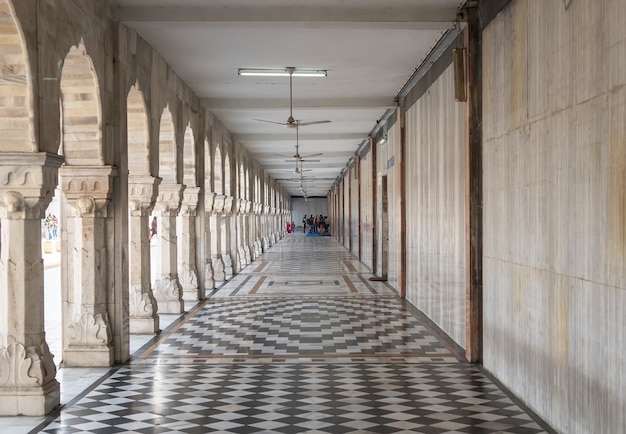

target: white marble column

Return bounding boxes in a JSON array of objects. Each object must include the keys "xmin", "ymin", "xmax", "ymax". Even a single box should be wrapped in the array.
[
  {"xmin": 153, "ymin": 184, "xmax": 184, "ymax": 313},
  {"xmin": 212, "ymin": 195, "xmax": 226, "ymax": 282},
  {"xmin": 178, "ymin": 186, "xmax": 200, "ymax": 301},
  {"xmin": 203, "ymin": 193, "xmax": 216, "ymax": 291},
  {"xmin": 223, "ymin": 196, "xmax": 235, "ymax": 278},
  {"xmin": 128, "ymin": 177, "xmax": 160, "ymax": 334},
  {"xmin": 58, "ymin": 166, "xmax": 117, "ymax": 367},
  {"xmin": 0, "ymin": 153, "xmax": 62, "ymax": 416}
]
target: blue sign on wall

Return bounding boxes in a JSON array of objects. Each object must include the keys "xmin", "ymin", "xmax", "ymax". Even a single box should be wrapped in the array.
[{"xmin": 387, "ymin": 156, "xmax": 395, "ymax": 169}]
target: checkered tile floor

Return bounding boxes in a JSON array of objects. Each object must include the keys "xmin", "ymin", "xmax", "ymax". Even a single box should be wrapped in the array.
[{"xmin": 34, "ymin": 234, "xmax": 554, "ymax": 433}]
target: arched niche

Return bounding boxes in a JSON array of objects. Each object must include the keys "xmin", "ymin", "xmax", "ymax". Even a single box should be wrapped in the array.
[
  {"xmin": 213, "ymin": 144, "xmax": 223, "ymax": 194},
  {"xmin": 223, "ymin": 152, "xmax": 231, "ymax": 196},
  {"xmin": 158, "ymin": 105, "xmax": 176, "ymax": 183},
  {"xmin": 59, "ymin": 41, "xmax": 102, "ymax": 165},
  {"xmin": 127, "ymin": 84, "xmax": 149, "ymax": 175},
  {"xmin": 0, "ymin": 0, "xmax": 35, "ymax": 152},
  {"xmin": 182, "ymin": 124, "xmax": 196, "ymax": 187}
]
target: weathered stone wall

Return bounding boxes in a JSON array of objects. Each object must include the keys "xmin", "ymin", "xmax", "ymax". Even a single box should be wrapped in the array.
[
  {"xmin": 404, "ymin": 64, "xmax": 467, "ymax": 348},
  {"xmin": 482, "ymin": 1, "xmax": 626, "ymax": 433}
]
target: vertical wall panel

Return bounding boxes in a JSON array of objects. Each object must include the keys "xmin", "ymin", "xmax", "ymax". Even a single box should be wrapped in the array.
[
  {"xmin": 482, "ymin": 1, "xmax": 626, "ymax": 433},
  {"xmin": 404, "ymin": 65, "xmax": 467, "ymax": 348},
  {"xmin": 360, "ymin": 152, "xmax": 374, "ymax": 269}
]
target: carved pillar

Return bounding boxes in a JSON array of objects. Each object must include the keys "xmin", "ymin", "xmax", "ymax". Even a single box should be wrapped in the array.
[
  {"xmin": 58, "ymin": 166, "xmax": 117, "ymax": 367},
  {"xmin": 203, "ymin": 193, "xmax": 215, "ymax": 290},
  {"xmin": 223, "ymin": 196, "xmax": 235, "ymax": 277},
  {"xmin": 178, "ymin": 186, "xmax": 200, "ymax": 301},
  {"xmin": 0, "ymin": 153, "xmax": 62, "ymax": 416},
  {"xmin": 211, "ymin": 194, "xmax": 225, "ymax": 282},
  {"xmin": 153, "ymin": 184, "xmax": 184, "ymax": 314},
  {"xmin": 128, "ymin": 177, "xmax": 160, "ymax": 334}
]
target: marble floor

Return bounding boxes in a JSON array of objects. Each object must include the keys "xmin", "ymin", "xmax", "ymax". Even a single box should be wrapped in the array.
[{"xmin": 1, "ymin": 233, "xmax": 555, "ymax": 433}]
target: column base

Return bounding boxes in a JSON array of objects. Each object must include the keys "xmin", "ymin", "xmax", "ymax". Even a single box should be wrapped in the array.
[
  {"xmin": 156, "ymin": 299, "xmax": 184, "ymax": 314},
  {"xmin": 129, "ymin": 316, "xmax": 160, "ymax": 334},
  {"xmin": 182, "ymin": 288, "xmax": 201, "ymax": 301},
  {"xmin": 0, "ymin": 379, "xmax": 60, "ymax": 416},
  {"xmin": 62, "ymin": 346, "xmax": 114, "ymax": 367}
]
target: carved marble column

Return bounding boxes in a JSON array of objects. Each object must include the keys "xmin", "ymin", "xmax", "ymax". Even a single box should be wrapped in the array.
[
  {"xmin": 178, "ymin": 186, "xmax": 200, "ymax": 301},
  {"xmin": 153, "ymin": 184, "xmax": 184, "ymax": 313},
  {"xmin": 224, "ymin": 196, "xmax": 236, "ymax": 277},
  {"xmin": 58, "ymin": 166, "xmax": 117, "ymax": 367},
  {"xmin": 0, "ymin": 153, "xmax": 62, "ymax": 416},
  {"xmin": 203, "ymin": 193, "xmax": 215, "ymax": 291},
  {"xmin": 128, "ymin": 177, "xmax": 160, "ymax": 334},
  {"xmin": 211, "ymin": 194, "xmax": 225, "ymax": 282}
]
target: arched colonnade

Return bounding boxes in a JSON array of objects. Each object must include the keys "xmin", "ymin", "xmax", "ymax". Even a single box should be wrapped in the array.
[{"xmin": 0, "ymin": 0, "xmax": 289, "ymax": 415}]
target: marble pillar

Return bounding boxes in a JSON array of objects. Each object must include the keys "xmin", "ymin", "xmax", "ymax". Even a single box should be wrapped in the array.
[
  {"xmin": 58, "ymin": 166, "xmax": 117, "ymax": 367},
  {"xmin": 128, "ymin": 177, "xmax": 160, "ymax": 334},
  {"xmin": 0, "ymin": 153, "xmax": 62, "ymax": 416},
  {"xmin": 203, "ymin": 193, "xmax": 216, "ymax": 291},
  {"xmin": 178, "ymin": 186, "xmax": 200, "ymax": 301},
  {"xmin": 153, "ymin": 184, "xmax": 184, "ymax": 314},
  {"xmin": 211, "ymin": 195, "xmax": 225, "ymax": 282}
]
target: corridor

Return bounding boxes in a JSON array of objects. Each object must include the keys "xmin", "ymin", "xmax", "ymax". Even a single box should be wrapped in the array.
[{"xmin": 21, "ymin": 234, "xmax": 552, "ymax": 433}]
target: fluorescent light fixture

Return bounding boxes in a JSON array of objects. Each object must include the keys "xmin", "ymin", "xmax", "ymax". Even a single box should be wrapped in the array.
[{"xmin": 238, "ymin": 68, "xmax": 327, "ymax": 77}]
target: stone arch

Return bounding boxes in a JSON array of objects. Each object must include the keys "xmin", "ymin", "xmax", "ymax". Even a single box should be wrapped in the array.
[
  {"xmin": 158, "ymin": 105, "xmax": 176, "ymax": 183},
  {"xmin": 214, "ymin": 144, "xmax": 223, "ymax": 194},
  {"xmin": 224, "ymin": 153, "xmax": 231, "ymax": 196},
  {"xmin": 204, "ymin": 137, "xmax": 212, "ymax": 193},
  {"xmin": 127, "ymin": 83, "xmax": 149, "ymax": 175},
  {"xmin": 0, "ymin": 0, "xmax": 35, "ymax": 152},
  {"xmin": 238, "ymin": 160, "xmax": 246, "ymax": 199},
  {"xmin": 182, "ymin": 124, "xmax": 196, "ymax": 187},
  {"xmin": 59, "ymin": 40, "xmax": 102, "ymax": 165}
]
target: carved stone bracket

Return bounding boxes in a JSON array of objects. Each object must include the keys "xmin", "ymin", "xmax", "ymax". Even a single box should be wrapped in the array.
[
  {"xmin": 244, "ymin": 200, "xmax": 252, "ymax": 214},
  {"xmin": 58, "ymin": 165, "xmax": 118, "ymax": 217},
  {"xmin": 156, "ymin": 183, "xmax": 183, "ymax": 216},
  {"xmin": 128, "ymin": 176, "xmax": 161, "ymax": 217},
  {"xmin": 263, "ymin": 205, "xmax": 270, "ymax": 215},
  {"xmin": 0, "ymin": 153, "xmax": 64, "ymax": 220},
  {"xmin": 213, "ymin": 194, "xmax": 225, "ymax": 214},
  {"xmin": 204, "ymin": 191, "xmax": 216, "ymax": 214},
  {"xmin": 224, "ymin": 195, "xmax": 234, "ymax": 214},
  {"xmin": 180, "ymin": 186, "xmax": 200, "ymax": 216}
]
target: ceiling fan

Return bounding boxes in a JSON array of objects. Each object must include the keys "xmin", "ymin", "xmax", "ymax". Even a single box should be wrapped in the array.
[
  {"xmin": 275, "ymin": 125, "xmax": 322, "ymax": 162},
  {"xmin": 254, "ymin": 67, "xmax": 331, "ymax": 129}
]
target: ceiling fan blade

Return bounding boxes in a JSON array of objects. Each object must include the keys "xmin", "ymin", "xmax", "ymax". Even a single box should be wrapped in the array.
[
  {"xmin": 297, "ymin": 120, "xmax": 332, "ymax": 127},
  {"xmin": 274, "ymin": 153, "xmax": 295, "ymax": 158},
  {"xmin": 301, "ymin": 153, "xmax": 323, "ymax": 158},
  {"xmin": 254, "ymin": 118, "xmax": 287, "ymax": 126},
  {"xmin": 299, "ymin": 159, "xmax": 320, "ymax": 163}
]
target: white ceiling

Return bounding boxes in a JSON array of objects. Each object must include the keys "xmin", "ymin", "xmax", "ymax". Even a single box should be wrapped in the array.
[{"xmin": 110, "ymin": 0, "xmax": 465, "ymax": 198}]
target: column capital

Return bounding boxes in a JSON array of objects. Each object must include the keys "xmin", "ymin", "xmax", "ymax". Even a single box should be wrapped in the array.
[
  {"xmin": 156, "ymin": 183, "xmax": 183, "ymax": 216},
  {"xmin": 224, "ymin": 195, "xmax": 234, "ymax": 214},
  {"xmin": 0, "ymin": 152, "xmax": 64, "ymax": 220},
  {"xmin": 204, "ymin": 191, "xmax": 216, "ymax": 214},
  {"xmin": 59, "ymin": 165, "xmax": 118, "ymax": 217},
  {"xmin": 180, "ymin": 186, "xmax": 200, "ymax": 216},
  {"xmin": 128, "ymin": 176, "xmax": 161, "ymax": 216},
  {"xmin": 213, "ymin": 194, "xmax": 226, "ymax": 214}
]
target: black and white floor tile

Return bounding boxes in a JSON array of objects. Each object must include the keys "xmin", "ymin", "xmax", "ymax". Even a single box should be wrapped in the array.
[{"xmin": 31, "ymin": 234, "xmax": 554, "ymax": 434}]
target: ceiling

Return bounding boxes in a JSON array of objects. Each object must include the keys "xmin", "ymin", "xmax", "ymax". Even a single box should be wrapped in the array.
[{"xmin": 109, "ymin": 0, "xmax": 465, "ymax": 198}]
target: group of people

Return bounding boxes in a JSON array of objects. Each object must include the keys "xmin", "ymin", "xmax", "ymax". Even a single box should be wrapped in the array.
[
  {"xmin": 44, "ymin": 212, "xmax": 59, "ymax": 240},
  {"xmin": 302, "ymin": 214, "xmax": 329, "ymax": 235}
]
